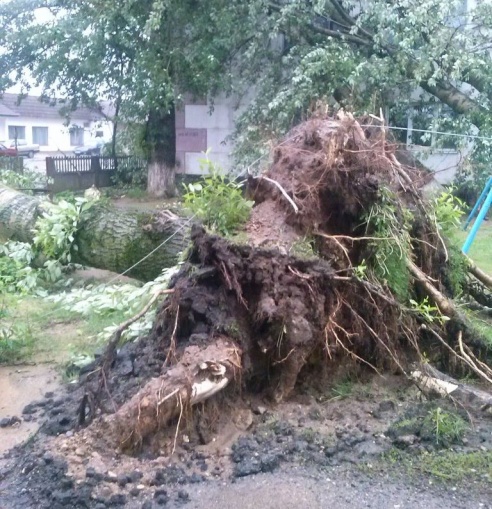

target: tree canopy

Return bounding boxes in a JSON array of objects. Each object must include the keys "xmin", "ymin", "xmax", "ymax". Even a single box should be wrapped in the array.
[{"xmin": 1, "ymin": 0, "xmax": 492, "ymax": 188}]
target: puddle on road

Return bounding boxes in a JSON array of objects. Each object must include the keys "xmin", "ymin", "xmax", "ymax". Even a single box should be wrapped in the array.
[{"xmin": 0, "ymin": 364, "xmax": 60, "ymax": 455}]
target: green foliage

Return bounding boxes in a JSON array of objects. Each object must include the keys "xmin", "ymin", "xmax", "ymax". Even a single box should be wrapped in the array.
[
  {"xmin": 0, "ymin": 167, "xmax": 47, "ymax": 190},
  {"xmin": 0, "ymin": 304, "xmax": 34, "ymax": 363},
  {"xmin": 353, "ymin": 260, "xmax": 368, "ymax": 280},
  {"xmin": 4, "ymin": 0, "xmax": 492, "ymax": 191},
  {"xmin": 422, "ymin": 407, "xmax": 468, "ymax": 446},
  {"xmin": 0, "ymin": 241, "xmax": 38, "ymax": 294},
  {"xmin": 364, "ymin": 190, "xmax": 412, "ymax": 301},
  {"xmin": 49, "ymin": 265, "xmax": 179, "ymax": 345},
  {"xmin": 430, "ymin": 190, "xmax": 467, "ymax": 296},
  {"xmin": 445, "ymin": 244, "xmax": 468, "ymax": 296},
  {"xmin": 0, "ymin": 240, "xmax": 69, "ymax": 295},
  {"xmin": 33, "ymin": 197, "xmax": 97, "ymax": 263},
  {"xmin": 432, "ymin": 189, "xmax": 466, "ymax": 234},
  {"xmin": 409, "ymin": 297, "xmax": 449, "ymax": 325},
  {"xmin": 0, "ymin": 196, "xmax": 100, "ymax": 296},
  {"xmin": 182, "ymin": 159, "xmax": 254, "ymax": 235}
]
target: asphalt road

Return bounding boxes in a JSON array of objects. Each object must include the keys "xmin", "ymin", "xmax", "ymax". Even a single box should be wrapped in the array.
[{"xmin": 183, "ymin": 467, "xmax": 491, "ymax": 509}]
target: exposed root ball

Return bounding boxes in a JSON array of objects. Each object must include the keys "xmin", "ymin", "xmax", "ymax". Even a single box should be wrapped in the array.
[{"xmin": 80, "ymin": 113, "xmax": 491, "ymax": 454}]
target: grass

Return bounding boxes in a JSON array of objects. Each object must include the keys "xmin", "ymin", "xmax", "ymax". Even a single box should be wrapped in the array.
[
  {"xmin": 0, "ymin": 293, "xmax": 128, "ymax": 365},
  {"xmin": 0, "ymin": 305, "xmax": 35, "ymax": 363},
  {"xmin": 383, "ymin": 447, "xmax": 492, "ymax": 484},
  {"xmin": 329, "ymin": 378, "xmax": 354, "ymax": 401},
  {"xmin": 452, "ymin": 221, "xmax": 492, "ymax": 275},
  {"xmin": 465, "ymin": 310, "xmax": 492, "ymax": 348}
]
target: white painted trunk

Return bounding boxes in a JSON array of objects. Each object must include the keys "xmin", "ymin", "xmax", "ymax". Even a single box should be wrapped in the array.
[{"xmin": 147, "ymin": 161, "xmax": 176, "ymax": 198}]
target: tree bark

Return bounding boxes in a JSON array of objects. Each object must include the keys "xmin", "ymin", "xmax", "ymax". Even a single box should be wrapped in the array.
[
  {"xmin": 146, "ymin": 107, "xmax": 177, "ymax": 198},
  {"xmin": 0, "ymin": 185, "xmax": 189, "ymax": 281}
]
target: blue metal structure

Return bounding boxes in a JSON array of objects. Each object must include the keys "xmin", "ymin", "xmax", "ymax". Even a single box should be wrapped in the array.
[{"xmin": 462, "ymin": 176, "xmax": 492, "ymax": 254}]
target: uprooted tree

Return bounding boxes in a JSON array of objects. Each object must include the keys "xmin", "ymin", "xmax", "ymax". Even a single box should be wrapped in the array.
[{"xmin": 65, "ymin": 114, "xmax": 492, "ymax": 455}]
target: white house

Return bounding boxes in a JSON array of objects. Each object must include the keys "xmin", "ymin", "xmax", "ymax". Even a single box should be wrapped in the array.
[
  {"xmin": 176, "ymin": 92, "xmax": 465, "ymax": 184},
  {"xmin": 0, "ymin": 93, "xmax": 113, "ymax": 153}
]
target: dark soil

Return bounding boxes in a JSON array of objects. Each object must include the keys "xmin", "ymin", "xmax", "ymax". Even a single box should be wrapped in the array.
[{"xmin": 1, "ymin": 370, "xmax": 492, "ymax": 508}]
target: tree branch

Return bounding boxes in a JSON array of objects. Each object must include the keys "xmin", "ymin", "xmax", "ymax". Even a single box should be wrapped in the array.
[{"xmin": 420, "ymin": 79, "xmax": 485, "ymax": 119}]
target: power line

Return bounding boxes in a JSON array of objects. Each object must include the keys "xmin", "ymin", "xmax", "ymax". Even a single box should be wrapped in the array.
[{"xmin": 14, "ymin": 213, "xmax": 198, "ymax": 324}]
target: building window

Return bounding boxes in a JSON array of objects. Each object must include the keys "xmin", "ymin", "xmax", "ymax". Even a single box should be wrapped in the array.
[
  {"xmin": 32, "ymin": 126, "xmax": 49, "ymax": 146},
  {"xmin": 8, "ymin": 125, "xmax": 26, "ymax": 141},
  {"xmin": 70, "ymin": 127, "xmax": 84, "ymax": 146}
]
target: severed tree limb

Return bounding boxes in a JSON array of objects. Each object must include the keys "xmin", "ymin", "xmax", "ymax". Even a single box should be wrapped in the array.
[
  {"xmin": 411, "ymin": 362, "xmax": 492, "ymax": 415},
  {"xmin": 97, "ymin": 337, "xmax": 241, "ymax": 453},
  {"xmin": 407, "ymin": 261, "xmax": 456, "ymax": 317},
  {"xmin": 408, "ymin": 260, "xmax": 492, "ymax": 360},
  {"xmin": 423, "ymin": 326, "xmax": 492, "ymax": 385}
]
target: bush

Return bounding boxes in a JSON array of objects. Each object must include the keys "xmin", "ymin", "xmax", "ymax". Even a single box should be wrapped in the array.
[{"xmin": 182, "ymin": 159, "xmax": 254, "ymax": 235}]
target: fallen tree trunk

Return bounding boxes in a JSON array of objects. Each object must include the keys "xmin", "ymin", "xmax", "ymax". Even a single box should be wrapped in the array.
[
  {"xmin": 97, "ymin": 337, "xmax": 241, "ymax": 452},
  {"xmin": 0, "ymin": 185, "xmax": 189, "ymax": 280}
]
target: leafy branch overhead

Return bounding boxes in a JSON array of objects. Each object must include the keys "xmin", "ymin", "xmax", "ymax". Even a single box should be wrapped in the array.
[{"xmin": 2, "ymin": 1, "xmax": 492, "ymax": 187}]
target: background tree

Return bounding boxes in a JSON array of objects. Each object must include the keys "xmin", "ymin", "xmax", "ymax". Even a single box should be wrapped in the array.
[
  {"xmin": 230, "ymin": 0, "xmax": 492, "ymax": 196},
  {"xmin": 2, "ymin": 1, "xmax": 492, "ymax": 195},
  {"xmin": 0, "ymin": 0, "xmax": 258, "ymax": 196}
]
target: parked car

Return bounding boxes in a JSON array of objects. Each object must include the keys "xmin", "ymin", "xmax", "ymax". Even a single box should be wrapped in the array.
[
  {"xmin": 0, "ymin": 143, "xmax": 18, "ymax": 156},
  {"xmin": 74, "ymin": 139, "xmax": 106, "ymax": 156},
  {"xmin": 6, "ymin": 139, "xmax": 40, "ymax": 158}
]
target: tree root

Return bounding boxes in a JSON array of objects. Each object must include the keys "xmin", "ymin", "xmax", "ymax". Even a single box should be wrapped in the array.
[{"xmin": 97, "ymin": 337, "xmax": 241, "ymax": 453}]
